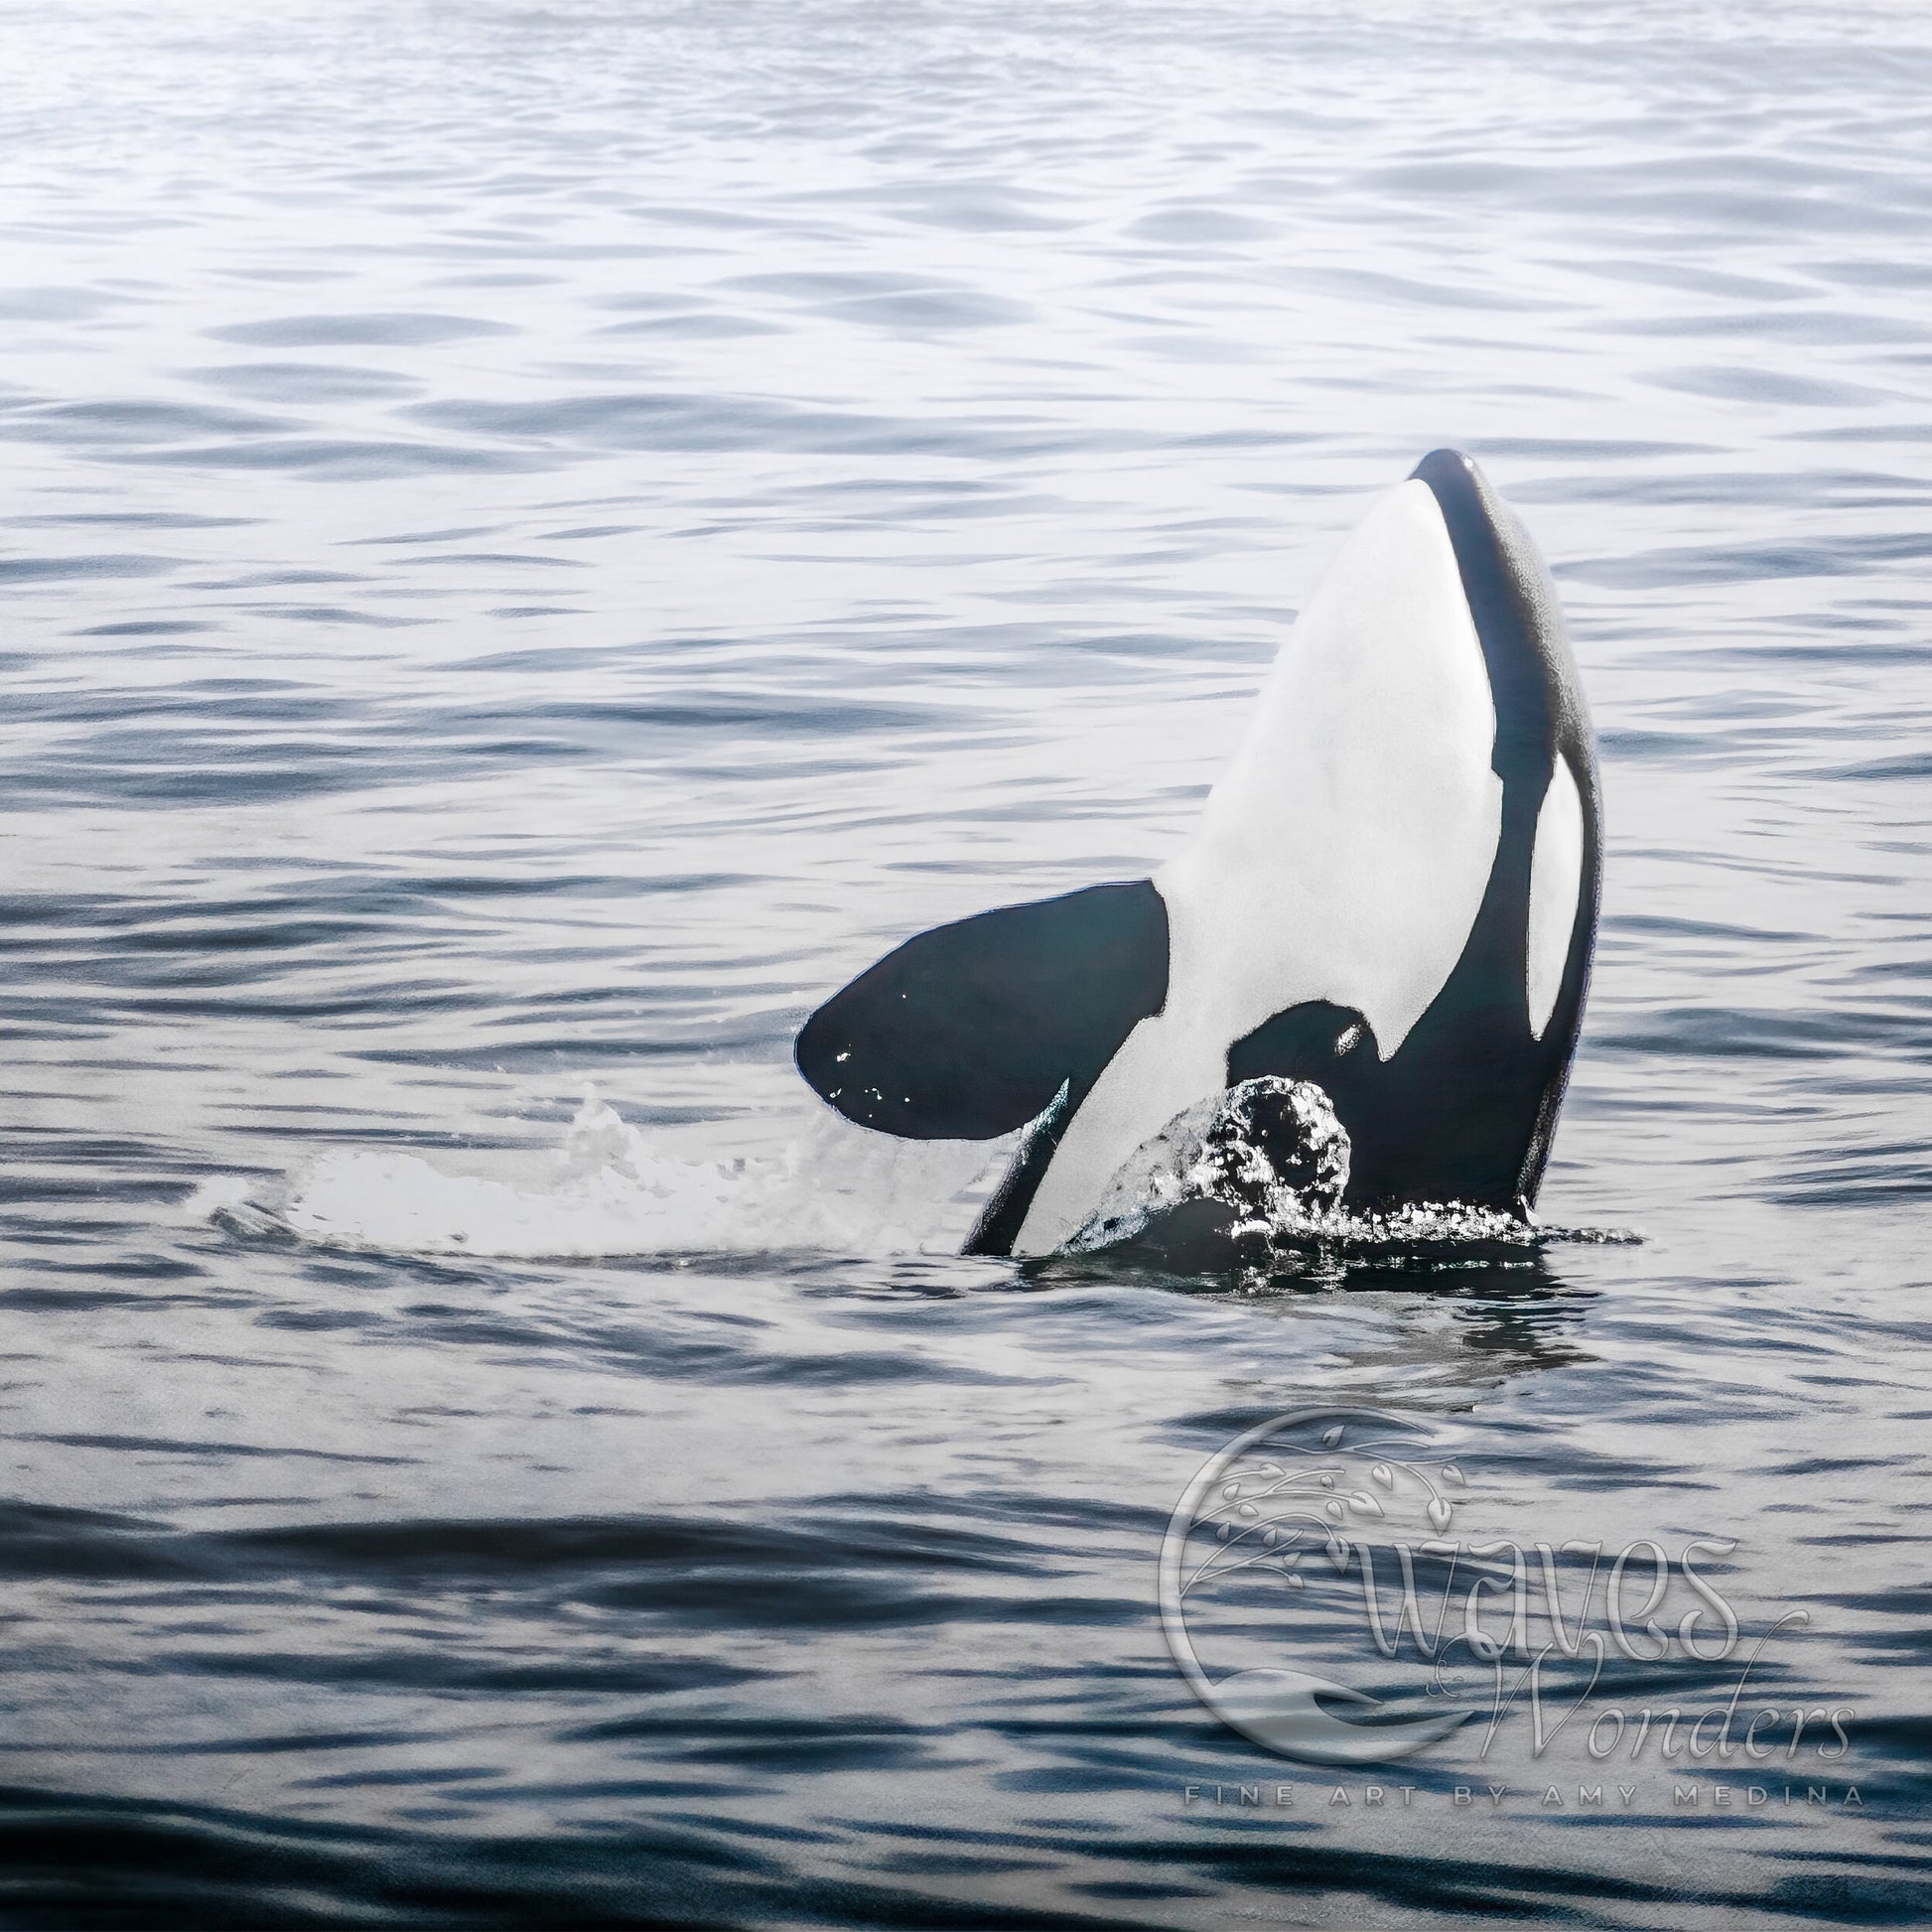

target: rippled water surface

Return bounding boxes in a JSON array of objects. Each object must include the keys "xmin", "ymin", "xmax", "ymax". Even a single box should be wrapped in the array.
[{"xmin": 5, "ymin": 0, "xmax": 1932, "ymax": 1923}]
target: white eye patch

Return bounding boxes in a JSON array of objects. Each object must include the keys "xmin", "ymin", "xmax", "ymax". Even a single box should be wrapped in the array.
[{"xmin": 1526, "ymin": 756, "xmax": 1585, "ymax": 1040}]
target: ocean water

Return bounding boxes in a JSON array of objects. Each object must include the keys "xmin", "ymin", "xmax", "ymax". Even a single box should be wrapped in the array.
[{"xmin": 4, "ymin": 0, "xmax": 1932, "ymax": 1922}]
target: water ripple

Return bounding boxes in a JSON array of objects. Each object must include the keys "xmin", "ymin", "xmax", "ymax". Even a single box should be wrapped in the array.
[{"xmin": 1, "ymin": 0, "xmax": 1930, "ymax": 1921}]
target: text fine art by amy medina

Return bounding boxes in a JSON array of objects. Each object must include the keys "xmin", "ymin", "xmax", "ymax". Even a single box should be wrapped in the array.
[{"xmin": 2, "ymin": 2, "xmax": 1931, "ymax": 1928}]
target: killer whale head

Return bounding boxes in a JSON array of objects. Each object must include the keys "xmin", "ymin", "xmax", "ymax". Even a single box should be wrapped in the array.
[{"xmin": 795, "ymin": 450, "xmax": 1601, "ymax": 1259}]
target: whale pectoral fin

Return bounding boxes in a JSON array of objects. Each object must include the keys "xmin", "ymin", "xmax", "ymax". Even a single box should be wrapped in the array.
[{"xmin": 795, "ymin": 880, "xmax": 1169, "ymax": 1140}]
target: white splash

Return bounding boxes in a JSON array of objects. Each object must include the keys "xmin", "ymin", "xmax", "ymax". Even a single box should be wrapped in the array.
[
  {"xmin": 1066, "ymin": 1077, "xmax": 1351, "ymax": 1254},
  {"xmin": 1060, "ymin": 1077, "xmax": 1636, "ymax": 1261},
  {"xmin": 198, "ymin": 1088, "xmax": 1001, "ymax": 1260},
  {"xmin": 192, "ymin": 1084, "xmax": 1633, "ymax": 1267}
]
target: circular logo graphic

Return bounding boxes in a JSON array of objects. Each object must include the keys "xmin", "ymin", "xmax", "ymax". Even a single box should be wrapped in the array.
[{"xmin": 1160, "ymin": 1406, "xmax": 1478, "ymax": 1765}]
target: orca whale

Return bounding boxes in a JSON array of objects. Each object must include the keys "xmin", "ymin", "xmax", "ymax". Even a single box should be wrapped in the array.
[{"xmin": 796, "ymin": 450, "xmax": 1600, "ymax": 1259}]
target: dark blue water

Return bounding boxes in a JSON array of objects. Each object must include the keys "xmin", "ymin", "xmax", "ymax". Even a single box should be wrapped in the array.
[{"xmin": 4, "ymin": 0, "xmax": 1932, "ymax": 1923}]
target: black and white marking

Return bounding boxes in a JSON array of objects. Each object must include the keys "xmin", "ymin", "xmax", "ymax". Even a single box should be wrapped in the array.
[{"xmin": 795, "ymin": 451, "xmax": 1600, "ymax": 1259}]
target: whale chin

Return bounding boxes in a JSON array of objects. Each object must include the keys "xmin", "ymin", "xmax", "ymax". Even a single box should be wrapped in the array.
[{"xmin": 1204, "ymin": 1666, "xmax": 1474, "ymax": 1766}]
